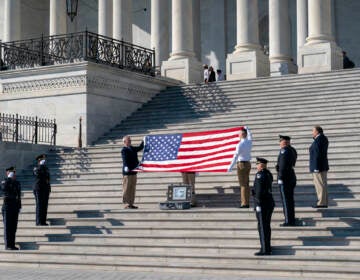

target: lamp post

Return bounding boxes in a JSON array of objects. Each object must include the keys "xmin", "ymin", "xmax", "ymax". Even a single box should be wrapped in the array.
[{"xmin": 66, "ymin": 0, "xmax": 78, "ymax": 22}]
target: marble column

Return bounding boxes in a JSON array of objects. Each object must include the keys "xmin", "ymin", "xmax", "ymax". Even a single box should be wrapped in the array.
[
  {"xmin": 3, "ymin": 0, "xmax": 21, "ymax": 42},
  {"xmin": 296, "ymin": 0, "xmax": 307, "ymax": 65},
  {"xmin": 193, "ymin": 0, "xmax": 201, "ymax": 61},
  {"xmin": 298, "ymin": 0, "xmax": 342, "ymax": 73},
  {"xmin": 113, "ymin": 0, "xmax": 132, "ymax": 42},
  {"xmin": 269, "ymin": 0, "xmax": 296, "ymax": 76},
  {"xmin": 161, "ymin": 0, "xmax": 202, "ymax": 84},
  {"xmin": 151, "ymin": 0, "xmax": 169, "ymax": 68},
  {"xmin": 50, "ymin": 0, "xmax": 67, "ymax": 36},
  {"xmin": 98, "ymin": 0, "xmax": 112, "ymax": 37},
  {"xmin": 226, "ymin": 0, "xmax": 269, "ymax": 80}
]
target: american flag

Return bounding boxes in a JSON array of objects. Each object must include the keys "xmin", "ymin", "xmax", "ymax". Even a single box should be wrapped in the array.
[{"xmin": 136, "ymin": 127, "xmax": 242, "ymax": 172}]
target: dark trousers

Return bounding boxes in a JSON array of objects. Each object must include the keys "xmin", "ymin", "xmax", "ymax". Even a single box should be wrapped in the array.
[
  {"xmin": 34, "ymin": 190, "xmax": 50, "ymax": 225},
  {"xmin": 279, "ymin": 179, "xmax": 296, "ymax": 225},
  {"xmin": 2, "ymin": 203, "xmax": 19, "ymax": 248},
  {"xmin": 256, "ymin": 206, "xmax": 273, "ymax": 253}
]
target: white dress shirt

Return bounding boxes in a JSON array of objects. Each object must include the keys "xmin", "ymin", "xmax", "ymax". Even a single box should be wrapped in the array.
[{"xmin": 228, "ymin": 128, "xmax": 253, "ymax": 171}]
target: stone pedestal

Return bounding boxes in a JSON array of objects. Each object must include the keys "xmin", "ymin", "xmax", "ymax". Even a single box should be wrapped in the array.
[
  {"xmin": 298, "ymin": 42, "xmax": 342, "ymax": 74},
  {"xmin": 298, "ymin": 0, "xmax": 342, "ymax": 74},
  {"xmin": 226, "ymin": 49, "xmax": 269, "ymax": 80},
  {"xmin": 162, "ymin": 57, "xmax": 202, "ymax": 84}
]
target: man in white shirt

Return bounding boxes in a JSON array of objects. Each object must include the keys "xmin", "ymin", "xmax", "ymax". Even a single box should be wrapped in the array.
[
  {"xmin": 203, "ymin": 64, "xmax": 209, "ymax": 83},
  {"xmin": 228, "ymin": 127, "xmax": 253, "ymax": 208}
]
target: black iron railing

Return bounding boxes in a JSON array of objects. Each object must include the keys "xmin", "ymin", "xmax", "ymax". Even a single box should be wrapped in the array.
[
  {"xmin": 0, "ymin": 113, "xmax": 57, "ymax": 145},
  {"xmin": 0, "ymin": 31, "xmax": 155, "ymax": 76}
]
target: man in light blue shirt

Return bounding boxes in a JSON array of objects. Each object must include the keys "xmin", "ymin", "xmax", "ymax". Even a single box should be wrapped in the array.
[{"xmin": 228, "ymin": 127, "xmax": 253, "ymax": 208}]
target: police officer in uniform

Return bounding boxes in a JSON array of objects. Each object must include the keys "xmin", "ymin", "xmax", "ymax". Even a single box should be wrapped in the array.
[
  {"xmin": 1, "ymin": 167, "xmax": 21, "ymax": 250},
  {"xmin": 33, "ymin": 154, "xmax": 51, "ymax": 226},
  {"xmin": 276, "ymin": 135, "xmax": 297, "ymax": 226},
  {"xmin": 252, "ymin": 157, "xmax": 275, "ymax": 256}
]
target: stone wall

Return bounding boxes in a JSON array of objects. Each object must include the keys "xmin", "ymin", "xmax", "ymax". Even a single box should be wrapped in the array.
[
  {"xmin": 0, "ymin": 141, "xmax": 50, "ymax": 172},
  {"xmin": 0, "ymin": 61, "xmax": 177, "ymax": 147}
]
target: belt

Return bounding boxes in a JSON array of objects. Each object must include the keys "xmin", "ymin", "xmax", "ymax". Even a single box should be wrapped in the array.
[{"xmin": 238, "ymin": 161, "xmax": 250, "ymax": 163}]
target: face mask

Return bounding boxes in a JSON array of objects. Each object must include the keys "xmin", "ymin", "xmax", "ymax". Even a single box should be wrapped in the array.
[
  {"xmin": 8, "ymin": 172, "xmax": 14, "ymax": 178},
  {"xmin": 40, "ymin": 159, "xmax": 46, "ymax": 165}
]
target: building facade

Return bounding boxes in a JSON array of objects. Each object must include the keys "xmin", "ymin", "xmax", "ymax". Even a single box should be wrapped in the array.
[{"xmin": 0, "ymin": 0, "xmax": 359, "ymax": 82}]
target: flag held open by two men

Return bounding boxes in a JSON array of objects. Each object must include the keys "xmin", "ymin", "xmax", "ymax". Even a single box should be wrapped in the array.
[{"xmin": 136, "ymin": 127, "xmax": 243, "ymax": 172}]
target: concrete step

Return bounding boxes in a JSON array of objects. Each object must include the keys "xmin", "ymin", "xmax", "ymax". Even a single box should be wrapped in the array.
[
  {"xmin": 0, "ymin": 250, "xmax": 358, "ymax": 279},
  {"xmin": 33, "ymin": 243, "xmax": 360, "ymax": 258},
  {"xmin": 11, "ymin": 233, "xmax": 360, "ymax": 247},
  {"xmin": 18, "ymin": 188, "xmax": 359, "ymax": 199},
  {"xmin": 14, "ymin": 217, "xmax": 360, "ymax": 228}
]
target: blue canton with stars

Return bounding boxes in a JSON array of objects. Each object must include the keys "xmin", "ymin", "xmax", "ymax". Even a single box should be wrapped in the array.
[{"xmin": 142, "ymin": 134, "xmax": 182, "ymax": 161}]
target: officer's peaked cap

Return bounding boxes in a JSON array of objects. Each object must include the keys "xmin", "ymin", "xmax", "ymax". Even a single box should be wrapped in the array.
[
  {"xmin": 6, "ymin": 166, "xmax": 16, "ymax": 172},
  {"xmin": 256, "ymin": 157, "xmax": 268, "ymax": 164},
  {"xmin": 279, "ymin": 135, "xmax": 291, "ymax": 141},
  {"xmin": 36, "ymin": 154, "xmax": 46, "ymax": 161}
]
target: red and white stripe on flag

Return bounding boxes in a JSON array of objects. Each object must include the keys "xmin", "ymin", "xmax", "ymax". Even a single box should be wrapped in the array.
[{"xmin": 136, "ymin": 126, "xmax": 242, "ymax": 172}]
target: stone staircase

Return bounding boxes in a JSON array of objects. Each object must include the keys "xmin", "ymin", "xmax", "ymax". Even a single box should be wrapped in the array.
[{"xmin": 3, "ymin": 69, "xmax": 360, "ymax": 278}]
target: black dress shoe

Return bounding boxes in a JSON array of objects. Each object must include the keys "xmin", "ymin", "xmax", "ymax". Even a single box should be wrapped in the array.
[
  {"xmin": 6, "ymin": 246, "xmax": 19, "ymax": 250},
  {"xmin": 280, "ymin": 222, "xmax": 296, "ymax": 227},
  {"xmin": 240, "ymin": 205, "xmax": 249, "ymax": 208},
  {"xmin": 312, "ymin": 205, "xmax": 328, "ymax": 208},
  {"xmin": 129, "ymin": 205, "xmax": 138, "ymax": 209},
  {"xmin": 40, "ymin": 223, "xmax": 49, "ymax": 226},
  {"xmin": 254, "ymin": 251, "xmax": 271, "ymax": 256}
]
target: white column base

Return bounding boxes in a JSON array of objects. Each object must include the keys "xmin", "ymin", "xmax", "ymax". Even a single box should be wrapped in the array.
[
  {"xmin": 226, "ymin": 50, "xmax": 269, "ymax": 80},
  {"xmin": 298, "ymin": 42, "xmax": 342, "ymax": 74},
  {"xmin": 270, "ymin": 61, "xmax": 298, "ymax": 76},
  {"xmin": 161, "ymin": 57, "xmax": 202, "ymax": 84}
]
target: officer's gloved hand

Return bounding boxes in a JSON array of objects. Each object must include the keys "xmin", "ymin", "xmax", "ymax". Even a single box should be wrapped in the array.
[
  {"xmin": 244, "ymin": 126, "xmax": 248, "ymax": 130},
  {"xmin": 124, "ymin": 166, "xmax": 129, "ymax": 173},
  {"xmin": 278, "ymin": 179, "xmax": 283, "ymax": 185},
  {"xmin": 256, "ymin": 206, "xmax": 261, "ymax": 212},
  {"xmin": 313, "ymin": 170, "xmax": 319, "ymax": 173}
]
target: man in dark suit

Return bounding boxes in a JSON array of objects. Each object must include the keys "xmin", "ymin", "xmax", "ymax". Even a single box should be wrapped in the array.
[
  {"xmin": 276, "ymin": 135, "xmax": 297, "ymax": 226},
  {"xmin": 1, "ymin": 167, "xmax": 21, "ymax": 250},
  {"xmin": 121, "ymin": 135, "xmax": 144, "ymax": 209},
  {"xmin": 309, "ymin": 126, "xmax": 329, "ymax": 208},
  {"xmin": 33, "ymin": 154, "xmax": 51, "ymax": 225},
  {"xmin": 252, "ymin": 157, "xmax": 275, "ymax": 256}
]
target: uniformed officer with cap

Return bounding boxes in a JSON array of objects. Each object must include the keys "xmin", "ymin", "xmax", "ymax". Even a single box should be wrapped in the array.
[
  {"xmin": 1, "ymin": 166, "xmax": 21, "ymax": 250},
  {"xmin": 33, "ymin": 154, "xmax": 51, "ymax": 226},
  {"xmin": 276, "ymin": 135, "xmax": 297, "ymax": 226},
  {"xmin": 252, "ymin": 157, "xmax": 275, "ymax": 256}
]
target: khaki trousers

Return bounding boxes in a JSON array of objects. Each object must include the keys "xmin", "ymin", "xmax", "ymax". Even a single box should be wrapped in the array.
[
  {"xmin": 181, "ymin": 172, "xmax": 197, "ymax": 205},
  {"xmin": 123, "ymin": 174, "xmax": 137, "ymax": 205},
  {"xmin": 313, "ymin": 171, "xmax": 328, "ymax": 206},
  {"xmin": 237, "ymin": 161, "xmax": 251, "ymax": 206}
]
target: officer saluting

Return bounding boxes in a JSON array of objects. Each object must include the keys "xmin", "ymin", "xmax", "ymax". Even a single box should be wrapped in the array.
[
  {"xmin": 1, "ymin": 167, "xmax": 21, "ymax": 250},
  {"xmin": 252, "ymin": 157, "xmax": 275, "ymax": 256},
  {"xmin": 33, "ymin": 154, "xmax": 51, "ymax": 226},
  {"xmin": 276, "ymin": 135, "xmax": 297, "ymax": 226}
]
